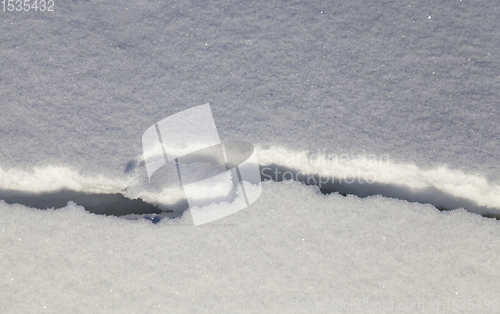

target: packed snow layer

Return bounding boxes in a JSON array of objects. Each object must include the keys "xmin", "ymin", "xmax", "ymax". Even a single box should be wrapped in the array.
[
  {"xmin": 1, "ymin": 0, "xmax": 500, "ymax": 181},
  {"xmin": 256, "ymin": 147, "xmax": 500, "ymax": 216},
  {"xmin": 2, "ymin": 145, "xmax": 500, "ymax": 217},
  {"xmin": 1, "ymin": 181, "xmax": 500, "ymax": 313}
]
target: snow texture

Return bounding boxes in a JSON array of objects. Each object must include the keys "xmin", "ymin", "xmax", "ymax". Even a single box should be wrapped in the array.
[
  {"xmin": 1, "ymin": 0, "xmax": 500, "ymax": 312},
  {"xmin": 2, "ymin": 182, "xmax": 500, "ymax": 312}
]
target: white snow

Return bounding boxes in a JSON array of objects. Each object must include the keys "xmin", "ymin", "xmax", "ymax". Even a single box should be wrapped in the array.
[
  {"xmin": 1, "ymin": 0, "xmax": 500, "ymax": 312},
  {"xmin": 2, "ymin": 182, "xmax": 500, "ymax": 313}
]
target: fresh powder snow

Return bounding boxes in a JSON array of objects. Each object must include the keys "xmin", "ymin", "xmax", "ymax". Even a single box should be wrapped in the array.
[{"xmin": 1, "ymin": 0, "xmax": 500, "ymax": 312}]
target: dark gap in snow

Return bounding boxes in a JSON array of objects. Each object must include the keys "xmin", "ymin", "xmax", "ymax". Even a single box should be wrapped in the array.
[
  {"xmin": 0, "ymin": 189, "xmax": 170, "ymax": 217},
  {"xmin": 260, "ymin": 164, "xmax": 500, "ymax": 220},
  {"xmin": 3, "ymin": 163, "xmax": 499, "ymax": 222}
]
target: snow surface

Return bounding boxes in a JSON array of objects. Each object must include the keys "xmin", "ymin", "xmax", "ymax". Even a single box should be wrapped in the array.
[
  {"xmin": 2, "ymin": 182, "xmax": 500, "ymax": 313},
  {"xmin": 1, "ymin": 0, "xmax": 500, "ymax": 312}
]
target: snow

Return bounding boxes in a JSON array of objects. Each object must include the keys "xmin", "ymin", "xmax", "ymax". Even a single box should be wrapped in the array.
[
  {"xmin": 1, "ymin": 0, "xmax": 500, "ymax": 312},
  {"xmin": 2, "ymin": 182, "xmax": 500, "ymax": 312}
]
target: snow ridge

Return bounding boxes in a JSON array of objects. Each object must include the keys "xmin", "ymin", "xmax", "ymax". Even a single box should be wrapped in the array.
[
  {"xmin": 1, "ymin": 147, "xmax": 499, "ymax": 218},
  {"xmin": 256, "ymin": 146, "xmax": 500, "ymax": 217}
]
